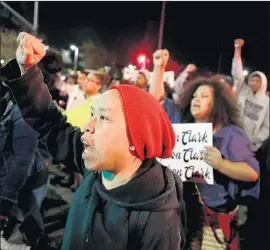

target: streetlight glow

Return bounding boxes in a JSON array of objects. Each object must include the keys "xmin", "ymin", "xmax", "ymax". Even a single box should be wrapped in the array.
[
  {"xmin": 69, "ymin": 45, "xmax": 79, "ymax": 71},
  {"xmin": 138, "ymin": 54, "xmax": 146, "ymax": 64},
  {"xmin": 70, "ymin": 45, "xmax": 77, "ymax": 51},
  {"xmin": 243, "ymin": 69, "xmax": 249, "ymax": 76},
  {"xmin": 128, "ymin": 64, "xmax": 136, "ymax": 70},
  {"xmin": 137, "ymin": 54, "xmax": 147, "ymax": 70}
]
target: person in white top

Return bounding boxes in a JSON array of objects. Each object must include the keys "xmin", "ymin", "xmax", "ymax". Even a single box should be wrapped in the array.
[
  {"xmin": 172, "ymin": 64, "xmax": 197, "ymax": 104},
  {"xmin": 232, "ymin": 38, "xmax": 269, "ymax": 152},
  {"xmin": 65, "ymin": 71, "xmax": 88, "ymax": 110}
]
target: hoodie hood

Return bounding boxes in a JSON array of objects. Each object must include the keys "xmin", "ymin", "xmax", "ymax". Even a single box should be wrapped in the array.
[
  {"xmin": 248, "ymin": 71, "xmax": 268, "ymax": 95},
  {"xmin": 94, "ymin": 158, "xmax": 182, "ymax": 212}
]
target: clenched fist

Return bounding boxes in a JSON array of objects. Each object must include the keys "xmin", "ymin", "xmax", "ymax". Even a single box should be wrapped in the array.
[
  {"xmin": 234, "ymin": 39, "xmax": 245, "ymax": 48},
  {"xmin": 153, "ymin": 49, "xmax": 169, "ymax": 69},
  {"xmin": 185, "ymin": 64, "xmax": 197, "ymax": 73},
  {"xmin": 16, "ymin": 32, "xmax": 46, "ymax": 72}
]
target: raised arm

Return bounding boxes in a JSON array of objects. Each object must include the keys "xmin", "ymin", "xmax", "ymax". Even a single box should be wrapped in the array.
[
  {"xmin": 231, "ymin": 39, "xmax": 246, "ymax": 94},
  {"xmin": 2, "ymin": 32, "xmax": 84, "ymax": 174},
  {"xmin": 173, "ymin": 64, "xmax": 197, "ymax": 104},
  {"xmin": 149, "ymin": 50, "xmax": 169, "ymax": 102}
]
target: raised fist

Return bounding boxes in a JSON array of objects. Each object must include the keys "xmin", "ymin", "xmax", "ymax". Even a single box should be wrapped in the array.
[
  {"xmin": 234, "ymin": 39, "xmax": 245, "ymax": 48},
  {"xmin": 185, "ymin": 64, "xmax": 197, "ymax": 73},
  {"xmin": 153, "ymin": 49, "xmax": 169, "ymax": 69},
  {"xmin": 16, "ymin": 32, "xmax": 46, "ymax": 71}
]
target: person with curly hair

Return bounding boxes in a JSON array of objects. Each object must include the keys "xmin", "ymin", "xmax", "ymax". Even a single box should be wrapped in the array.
[{"xmin": 149, "ymin": 49, "xmax": 260, "ymax": 250}]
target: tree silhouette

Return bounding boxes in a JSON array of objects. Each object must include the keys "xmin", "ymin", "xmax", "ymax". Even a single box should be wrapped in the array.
[
  {"xmin": 79, "ymin": 41, "xmax": 110, "ymax": 69},
  {"xmin": 67, "ymin": 26, "xmax": 111, "ymax": 70}
]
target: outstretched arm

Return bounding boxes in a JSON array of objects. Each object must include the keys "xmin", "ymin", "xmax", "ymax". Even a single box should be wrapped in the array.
[
  {"xmin": 3, "ymin": 32, "xmax": 84, "ymax": 174},
  {"xmin": 231, "ymin": 39, "xmax": 246, "ymax": 94},
  {"xmin": 173, "ymin": 64, "xmax": 197, "ymax": 104},
  {"xmin": 149, "ymin": 50, "xmax": 169, "ymax": 103}
]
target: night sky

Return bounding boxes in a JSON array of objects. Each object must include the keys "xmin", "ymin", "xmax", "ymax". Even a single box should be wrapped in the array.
[{"xmin": 3, "ymin": 1, "xmax": 270, "ymax": 78}]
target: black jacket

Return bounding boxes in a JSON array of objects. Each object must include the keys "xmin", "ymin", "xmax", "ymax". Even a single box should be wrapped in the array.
[{"xmin": 3, "ymin": 61, "xmax": 185, "ymax": 250}]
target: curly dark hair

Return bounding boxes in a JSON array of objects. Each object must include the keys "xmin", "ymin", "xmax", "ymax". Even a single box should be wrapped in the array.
[{"xmin": 178, "ymin": 76, "xmax": 242, "ymax": 128}]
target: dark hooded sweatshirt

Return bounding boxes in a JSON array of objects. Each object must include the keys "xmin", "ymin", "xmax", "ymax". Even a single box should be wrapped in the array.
[{"xmin": 2, "ymin": 60, "xmax": 184, "ymax": 250}]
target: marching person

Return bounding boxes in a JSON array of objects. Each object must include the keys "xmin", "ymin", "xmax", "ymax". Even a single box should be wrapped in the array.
[
  {"xmin": 149, "ymin": 49, "xmax": 260, "ymax": 250},
  {"xmin": 2, "ymin": 32, "xmax": 186, "ymax": 250},
  {"xmin": 232, "ymin": 38, "xmax": 269, "ymax": 154}
]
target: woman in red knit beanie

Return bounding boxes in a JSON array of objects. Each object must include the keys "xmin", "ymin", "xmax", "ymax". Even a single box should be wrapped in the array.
[{"xmin": 2, "ymin": 32, "xmax": 186, "ymax": 250}]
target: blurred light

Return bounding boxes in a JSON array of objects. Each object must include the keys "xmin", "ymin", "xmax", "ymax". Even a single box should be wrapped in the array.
[
  {"xmin": 70, "ymin": 44, "xmax": 78, "ymax": 51},
  {"xmin": 243, "ymin": 69, "xmax": 249, "ymax": 76},
  {"xmin": 104, "ymin": 66, "xmax": 111, "ymax": 72},
  {"xmin": 0, "ymin": 59, "xmax": 4, "ymax": 64},
  {"xmin": 45, "ymin": 45, "xmax": 50, "ymax": 50},
  {"xmin": 128, "ymin": 64, "xmax": 136, "ymax": 70},
  {"xmin": 137, "ymin": 54, "xmax": 146, "ymax": 64},
  {"xmin": 61, "ymin": 76, "xmax": 66, "ymax": 81}
]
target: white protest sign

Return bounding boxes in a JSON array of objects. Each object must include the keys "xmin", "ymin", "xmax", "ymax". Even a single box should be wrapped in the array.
[{"xmin": 157, "ymin": 123, "xmax": 214, "ymax": 185}]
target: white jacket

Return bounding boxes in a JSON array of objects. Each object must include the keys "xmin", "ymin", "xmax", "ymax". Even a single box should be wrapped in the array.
[{"xmin": 232, "ymin": 58, "xmax": 269, "ymax": 152}]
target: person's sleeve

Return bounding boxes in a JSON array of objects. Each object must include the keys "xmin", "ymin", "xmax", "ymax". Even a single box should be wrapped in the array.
[
  {"xmin": 162, "ymin": 98, "xmax": 181, "ymax": 124},
  {"xmin": 142, "ymin": 225, "xmax": 181, "ymax": 250},
  {"xmin": 3, "ymin": 60, "xmax": 84, "ymax": 174},
  {"xmin": 253, "ymin": 104, "xmax": 269, "ymax": 148},
  {"xmin": 0, "ymin": 105, "xmax": 37, "ymax": 216},
  {"xmin": 173, "ymin": 70, "xmax": 189, "ymax": 101},
  {"xmin": 231, "ymin": 58, "xmax": 246, "ymax": 95},
  {"xmin": 227, "ymin": 132, "xmax": 260, "ymax": 176},
  {"xmin": 2, "ymin": 106, "xmax": 37, "ymax": 201},
  {"xmin": 227, "ymin": 130, "xmax": 261, "ymax": 201}
]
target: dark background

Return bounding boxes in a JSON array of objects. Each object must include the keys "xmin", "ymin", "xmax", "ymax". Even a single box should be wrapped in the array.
[{"xmin": 2, "ymin": 1, "xmax": 270, "ymax": 79}]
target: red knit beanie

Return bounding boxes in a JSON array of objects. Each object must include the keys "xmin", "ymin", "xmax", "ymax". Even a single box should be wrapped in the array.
[{"xmin": 110, "ymin": 84, "xmax": 175, "ymax": 160}]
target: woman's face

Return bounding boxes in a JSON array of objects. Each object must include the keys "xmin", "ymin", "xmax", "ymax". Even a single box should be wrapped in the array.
[
  {"xmin": 190, "ymin": 85, "xmax": 214, "ymax": 122},
  {"xmin": 136, "ymin": 73, "xmax": 147, "ymax": 88}
]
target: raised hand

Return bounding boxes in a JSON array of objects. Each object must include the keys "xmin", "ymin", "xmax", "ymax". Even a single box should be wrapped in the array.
[
  {"xmin": 16, "ymin": 32, "xmax": 46, "ymax": 72},
  {"xmin": 185, "ymin": 64, "xmax": 197, "ymax": 73},
  {"xmin": 153, "ymin": 49, "xmax": 169, "ymax": 69},
  {"xmin": 234, "ymin": 39, "xmax": 245, "ymax": 48}
]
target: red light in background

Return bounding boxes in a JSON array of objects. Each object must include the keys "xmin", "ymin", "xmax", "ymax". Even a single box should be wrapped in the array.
[{"xmin": 137, "ymin": 54, "xmax": 146, "ymax": 64}]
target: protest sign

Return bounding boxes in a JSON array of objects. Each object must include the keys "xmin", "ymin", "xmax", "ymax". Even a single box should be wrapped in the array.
[{"xmin": 157, "ymin": 123, "xmax": 214, "ymax": 184}]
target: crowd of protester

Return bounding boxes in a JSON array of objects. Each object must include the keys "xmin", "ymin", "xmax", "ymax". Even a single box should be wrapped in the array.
[{"xmin": 0, "ymin": 32, "xmax": 269, "ymax": 250}]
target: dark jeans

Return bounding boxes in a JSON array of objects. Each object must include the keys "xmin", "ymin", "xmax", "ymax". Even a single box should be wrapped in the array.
[
  {"xmin": 4, "ymin": 182, "xmax": 48, "ymax": 246},
  {"xmin": 13, "ymin": 184, "xmax": 47, "ymax": 230},
  {"xmin": 241, "ymin": 141, "xmax": 269, "ymax": 250}
]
